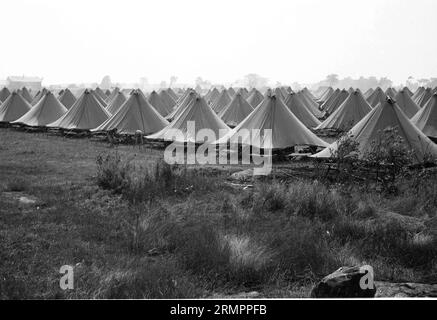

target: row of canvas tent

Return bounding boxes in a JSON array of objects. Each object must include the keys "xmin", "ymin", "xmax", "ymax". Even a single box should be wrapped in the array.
[
  {"xmin": 1, "ymin": 85, "xmax": 436, "ymax": 164},
  {"xmin": 317, "ymin": 85, "xmax": 437, "ymax": 111},
  {"xmin": 0, "ymin": 88, "xmax": 177, "ymax": 132},
  {"xmin": 0, "ymin": 86, "xmax": 331, "ymax": 151}
]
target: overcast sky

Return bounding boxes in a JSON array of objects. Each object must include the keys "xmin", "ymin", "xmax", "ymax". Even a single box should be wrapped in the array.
[{"xmin": 0, "ymin": 0, "xmax": 436, "ymax": 85}]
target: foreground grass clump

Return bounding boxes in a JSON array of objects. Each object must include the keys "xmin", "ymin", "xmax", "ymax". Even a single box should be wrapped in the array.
[
  {"xmin": 96, "ymin": 152, "xmax": 219, "ymax": 203},
  {"xmin": 96, "ymin": 257, "xmax": 204, "ymax": 299},
  {"xmin": 168, "ymin": 218, "xmax": 274, "ymax": 288}
]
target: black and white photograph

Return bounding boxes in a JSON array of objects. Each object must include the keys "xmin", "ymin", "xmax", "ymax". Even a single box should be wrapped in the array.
[{"xmin": 0, "ymin": 0, "xmax": 436, "ymax": 311}]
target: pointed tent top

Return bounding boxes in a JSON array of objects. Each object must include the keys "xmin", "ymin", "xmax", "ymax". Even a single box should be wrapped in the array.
[
  {"xmin": 148, "ymin": 90, "xmax": 172, "ymax": 116},
  {"xmin": 20, "ymin": 87, "xmax": 33, "ymax": 103},
  {"xmin": 218, "ymin": 91, "xmax": 254, "ymax": 128},
  {"xmin": 284, "ymin": 92, "xmax": 321, "ymax": 129},
  {"xmin": 394, "ymin": 90, "xmax": 420, "ymax": 118},
  {"xmin": 210, "ymin": 89, "xmax": 231, "ymax": 113},
  {"xmin": 414, "ymin": 87, "xmax": 433, "ymax": 107},
  {"xmin": 159, "ymin": 89, "xmax": 177, "ymax": 110},
  {"xmin": 385, "ymin": 87, "xmax": 397, "ymax": 99},
  {"xmin": 367, "ymin": 87, "xmax": 387, "ymax": 108},
  {"xmin": 246, "ymin": 89, "xmax": 264, "ymax": 108},
  {"xmin": 321, "ymin": 90, "xmax": 349, "ymax": 115},
  {"xmin": 297, "ymin": 90, "xmax": 325, "ymax": 118},
  {"xmin": 165, "ymin": 90, "xmax": 198, "ymax": 121},
  {"xmin": 106, "ymin": 92, "xmax": 127, "ymax": 115},
  {"xmin": 31, "ymin": 88, "xmax": 48, "ymax": 105},
  {"xmin": 59, "ymin": 88, "xmax": 77, "ymax": 109}
]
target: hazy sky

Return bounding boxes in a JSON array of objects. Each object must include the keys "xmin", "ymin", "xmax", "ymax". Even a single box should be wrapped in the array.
[{"xmin": 1, "ymin": 0, "xmax": 436, "ymax": 85}]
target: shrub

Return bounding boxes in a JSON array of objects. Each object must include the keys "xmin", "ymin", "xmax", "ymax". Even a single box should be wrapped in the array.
[
  {"xmin": 326, "ymin": 132, "xmax": 361, "ymax": 182},
  {"xmin": 96, "ymin": 152, "xmax": 131, "ymax": 193},
  {"xmin": 363, "ymin": 127, "xmax": 415, "ymax": 192},
  {"xmin": 96, "ymin": 154, "xmax": 222, "ymax": 204},
  {"xmin": 286, "ymin": 180, "xmax": 357, "ymax": 221},
  {"xmin": 120, "ymin": 202, "xmax": 177, "ymax": 254}
]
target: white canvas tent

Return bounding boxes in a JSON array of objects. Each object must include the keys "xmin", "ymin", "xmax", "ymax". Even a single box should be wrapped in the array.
[
  {"xmin": 274, "ymin": 88, "xmax": 285, "ymax": 101},
  {"xmin": 94, "ymin": 87, "xmax": 107, "ymax": 101},
  {"xmin": 19, "ymin": 87, "xmax": 33, "ymax": 103},
  {"xmin": 147, "ymin": 95, "xmax": 230, "ymax": 143},
  {"xmin": 59, "ymin": 88, "xmax": 77, "ymax": 109},
  {"xmin": 228, "ymin": 87, "xmax": 236, "ymax": 97},
  {"xmin": 159, "ymin": 89, "xmax": 177, "ymax": 111},
  {"xmin": 31, "ymin": 88, "xmax": 48, "ymax": 105},
  {"xmin": 320, "ymin": 89, "xmax": 349, "ymax": 115},
  {"xmin": 215, "ymin": 95, "xmax": 328, "ymax": 149},
  {"xmin": 106, "ymin": 92, "xmax": 127, "ymax": 115},
  {"xmin": 367, "ymin": 87, "xmax": 386, "ymax": 108},
  {"xmin": 0, "ymin": 91, "xmax": 32, "ymax": 122},
  {"xmin": 48, "ymin": 89, "xmax": 110, "ymax": 129},
  {"xmin": 148, "ymin": 90, "xmax": 172, "ymax": 116},
  {"xmin": 166, "ymin": 88, "xmax": 179, "ymax": 101},
  {"xmin": 312, "ymin": 97, "xmax": 437, "ymax": 163},
  {"xmin": 205, "ymin": 87, "xmax": 220, "ymax": 104},
  {"xmin": 94, "ymin": 89, "xmax": 168, "ymax": 134},
  {"xmin": 0, "ymin": 87, "xmax": 10, "ymax": 102},
  {"xmin": 284, "ymin": 92, "xmax": 321, "ymax": 128},
  {"xmin": 414, "ymin": 88, "xmax": 433, "ymax": 107},
  {"xmin": 363, "ymin": 88, "xmax": 374, "ymax": 99},
  {"xmin": 13, "ymin": 91, "xmax": 67, "ymax": 126},
  {"xmin": 107, "ymin": 87, "xmax": 120, "ymax": 104},
  {"xmin": 297, "ymin": 91, "xmax": 324, "ymax": 118},
  {"xmin": 412, "ymin": 87, "xmax": 425, "ymax": 101},
  {"xmin": 316, "ymin": 90, "xmax": 372, "ymax": 131},
  {"xmin": 165, "ymin": 90, "xmax": 197, "ymax": 121},
  {"xmin": 394, "ymin": 89, "xmax": 420, "ymax": 118},
  {"xmin": 92, "ymin": 89, "xmax": 108, "ymax": 107},
  {"xmin": 317, "ymin": 87, "xmax": 334, "ymax": 103},
  {"xmin": 218, "ymin": 90, "xmax": 254, "ymax": 127},
  {"xmin": 403, "ymin": 87, "xmax": 414, "ymax": 97}
]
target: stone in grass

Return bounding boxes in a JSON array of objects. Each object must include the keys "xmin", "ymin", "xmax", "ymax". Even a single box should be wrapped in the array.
[{"xmin": 311, "ymin": 265, "xmax": 376, "ymax": 298}]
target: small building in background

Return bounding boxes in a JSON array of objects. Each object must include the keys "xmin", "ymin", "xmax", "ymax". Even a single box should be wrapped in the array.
[{"xmin": 6, "ymin": 76, "xmax": 43, "ymax": 92}]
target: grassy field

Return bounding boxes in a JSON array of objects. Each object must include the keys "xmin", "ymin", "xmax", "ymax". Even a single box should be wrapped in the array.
[{"xmin": 0, "ymin": 128, "xmax": 436, "ymax": 299}]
